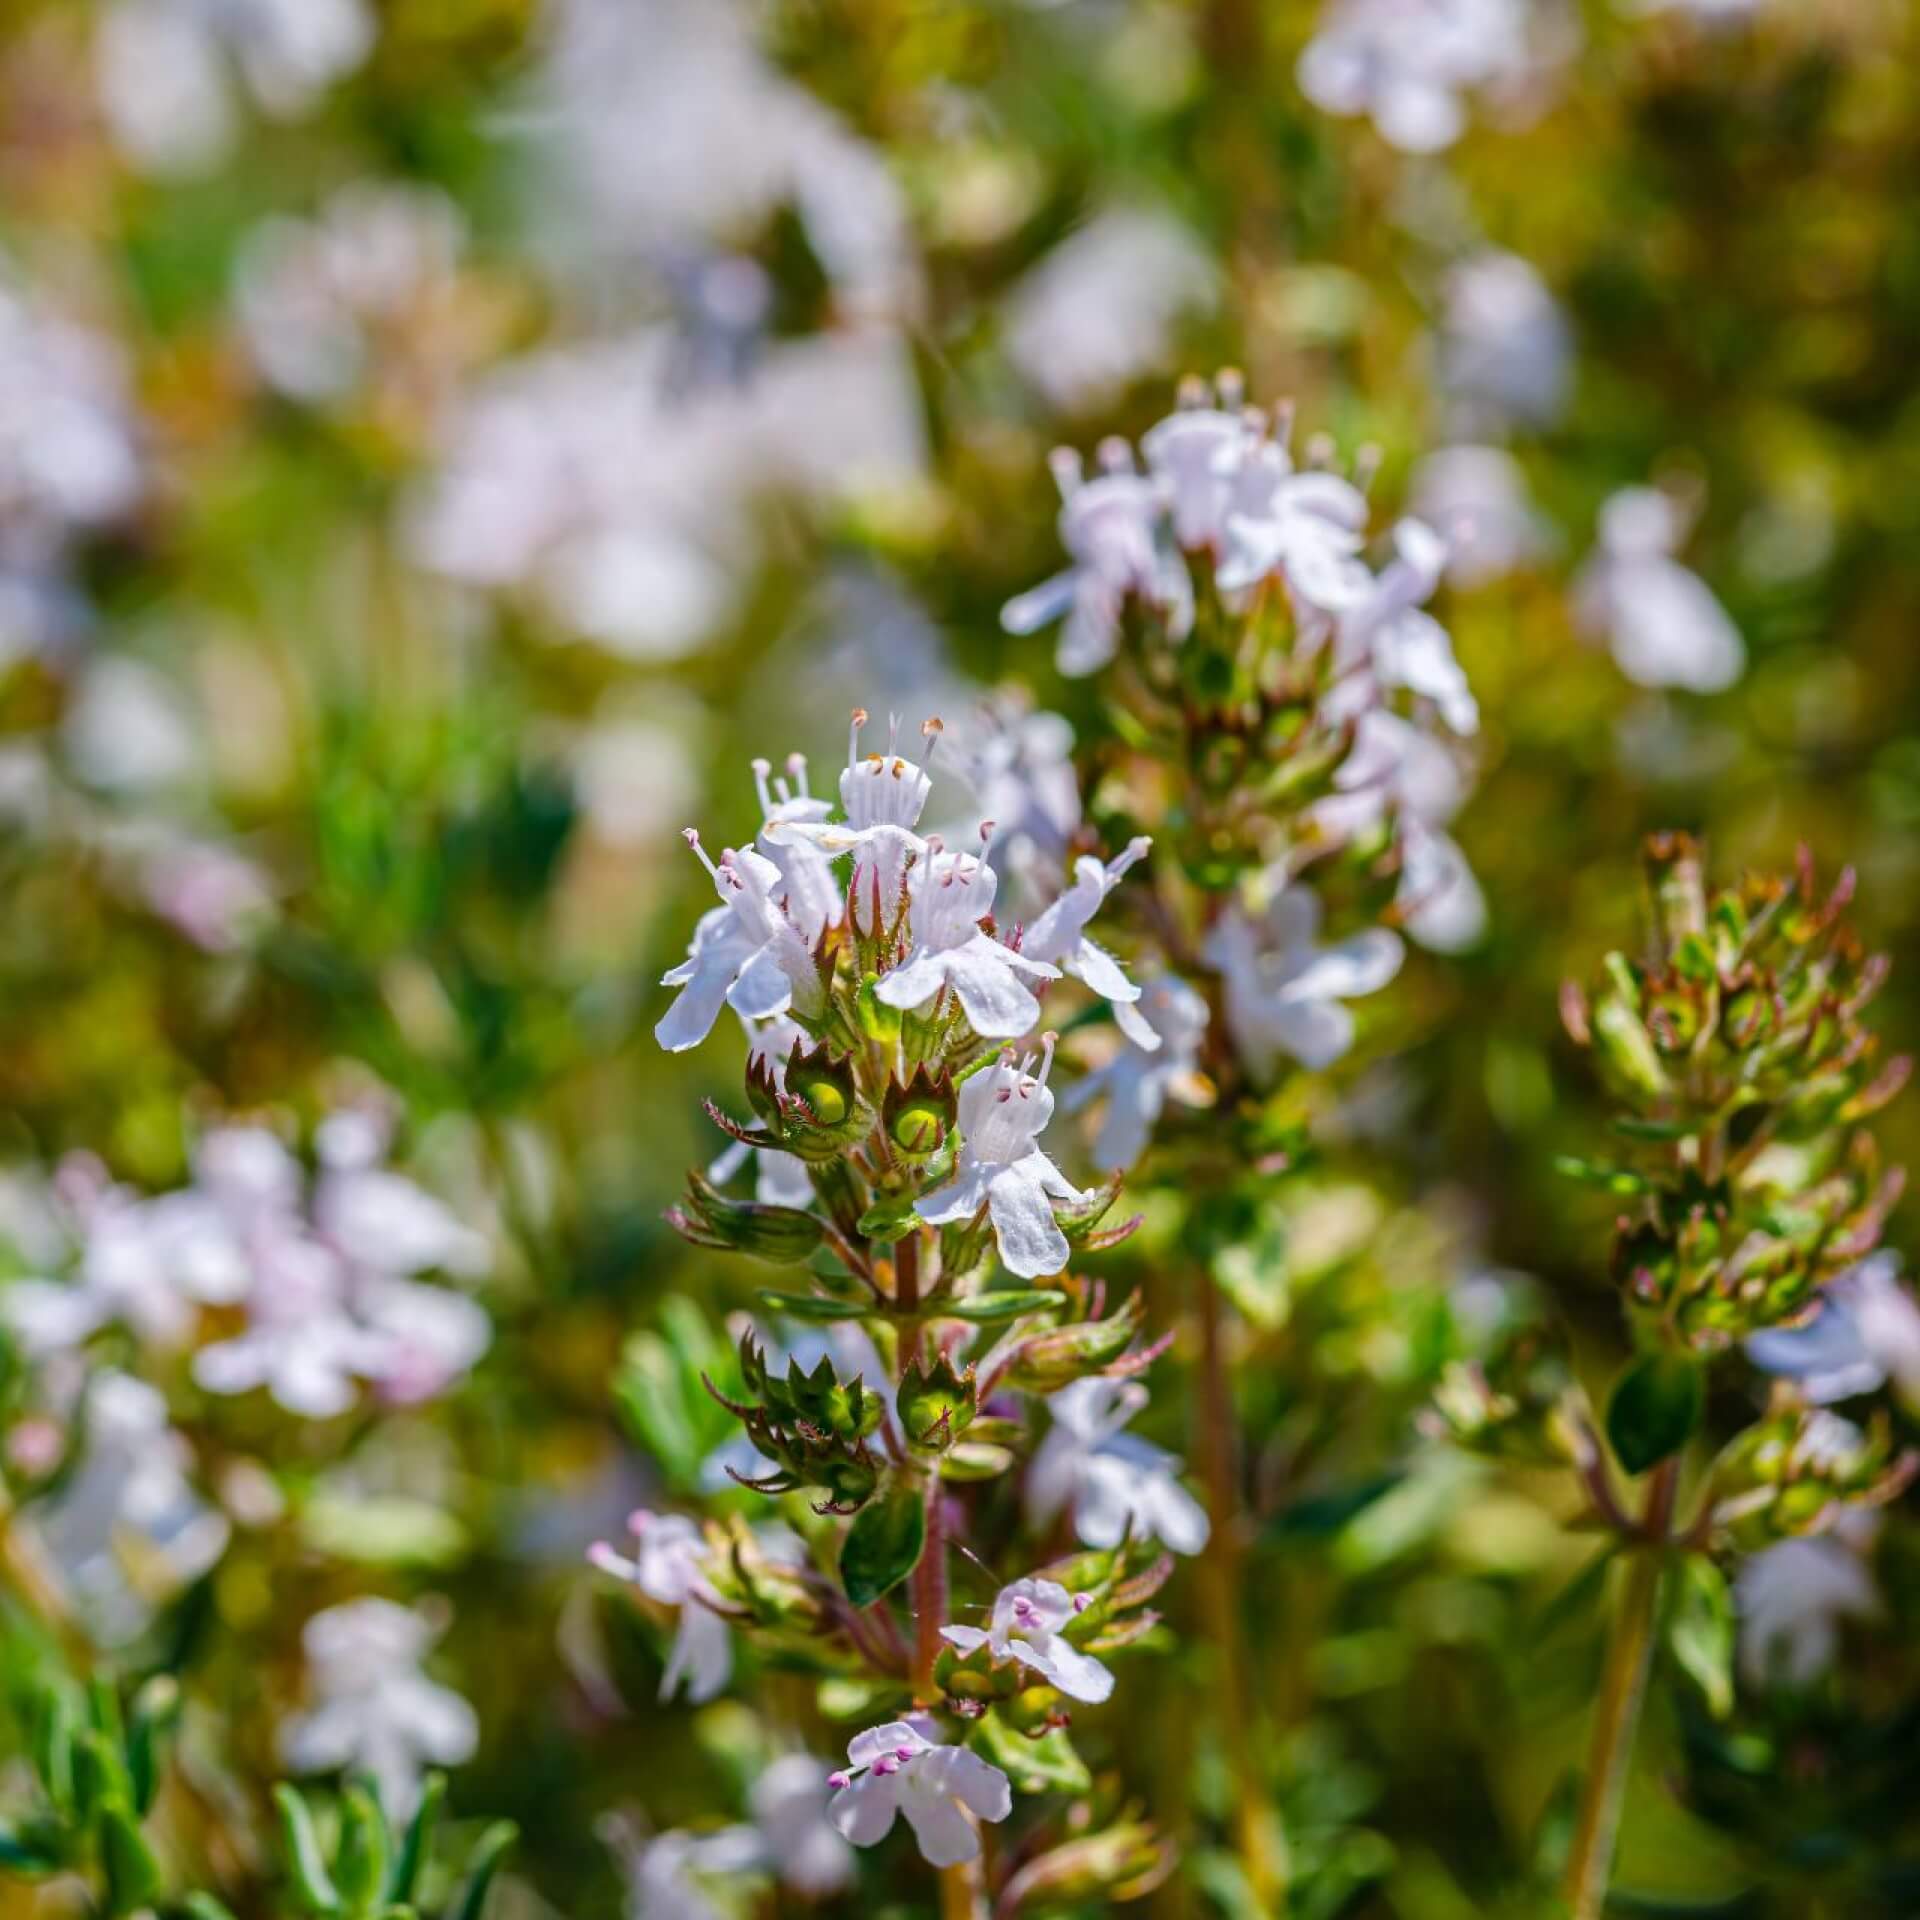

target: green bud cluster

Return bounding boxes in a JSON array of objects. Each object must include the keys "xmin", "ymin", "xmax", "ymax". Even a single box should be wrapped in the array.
[
  {"xmin": 1711, "ymin": 1400, "xmax": 1916, "ymax": 1551},
  {"xmin": 706, "ymin": 1337, "xmax": 885, "ymax": 1514},
  {"xmin": 1563, "ymin": 835, "xmax": 1909, "ymax": 1350}
]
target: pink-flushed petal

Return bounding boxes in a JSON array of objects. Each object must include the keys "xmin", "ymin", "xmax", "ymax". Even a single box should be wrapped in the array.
[{"xmin": 828, "ymin": 1774, "xmax": 900, "ymax": 1849}]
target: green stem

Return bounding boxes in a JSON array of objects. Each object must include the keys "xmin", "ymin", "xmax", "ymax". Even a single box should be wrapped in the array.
[
  {"xmin": 1561, "ymin": 1459, "xmax": 1678, "ymax": 1920},
  {"xmin": 1194, "ymin": 1265, "xmax": 1284, "ymax": 1911}
]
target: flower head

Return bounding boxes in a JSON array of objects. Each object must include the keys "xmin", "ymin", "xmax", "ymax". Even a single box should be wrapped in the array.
[{"xmin": 826, "ymin": 1721, "xmax": 1012, "ymax": 1868}]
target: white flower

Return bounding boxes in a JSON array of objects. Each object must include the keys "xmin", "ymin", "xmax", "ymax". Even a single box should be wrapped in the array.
[
  {"xmin": 589, "ymin": 1510, "xmax": 732, "ymax": 1704},
  {"xmin": 1020, "ymin": 838, "xmax": 1155, "ymax": 1047},
  {"xmin": 941, "ymin": 1577, "xmax": 1115, "ymax": 1703},
  {"xmin": 27, "ymin": 1371, "xmax": 229, "ymax": 1645},
  {"xmin": 281, "ymin": 1598, "xmax": 478, "ymax": 1818},
  {"xmin": 917, "ymin": 1043, "xmax": 1086, "ymax": 1280},
  {"xmin": 1438, "ymin": 251, "xmax": 1572, "ymax": 434},
  {"xmin": 1746, "ymin": 1254, "xmax": 1920, "ymax": 1411},
  {"xmin": 1298, "ymin": 0, "xmax": 1562, "ymax": 154},
  {"xmin": 750, "ymin": 1754, "xmax": 855, "ymax": 1896},
  {"xmin": 826, "ymin": 1721, "xmax": 1012, "ymax": 1868},
  {"xmin": 1409, "ymin": 445, "xmax": 1548, "ymax": 587},
  {"xmin": 1312, "ymin": 710, "xmax": 1487, "ymax": 952},
  {"xmin": 1735, "ymin": 1515, "xmax": 1881, "ymax": 1690},
  {"xmin": 234, "ymin": 182, "xmax": 464, "ymax": 405},
  {"xmin": 604, "ymin": 1818, "xmax": 760, "ymax": 1920},
  {"xmin": 764, "ymin": 709, "xmax": 935, "ymax": 937},
  {"xmin": 1001, "ymin": 440, "xmax": 1192, "ymax": 676},
  {"xmin": 873, "ymin": 847, "xmax": 1059, "ymax": 1041},
  {"xmin": 1331, "ymin": 519, "xmax": 1480, "ymax": 736},
  {"xmin": 97, "ymin": 0, "xmax": 375, "ymax": 178},
  {"xmin": 1062, "ymin": 975, "xmax": 1211, "ymax": 1171},
  {"xmin": 1574, "ymin": 485, "xmax": 1744, "ymax": 692},
  {"xmin": 1140, "ymin": 376, "xmax": 1262, "ymax": 552},
  {"xmin": 1202, "ymin": 886, "xmax": 1404, "ymax": 1080},
  {"xmin": 656, "ymin": 834, "xmax": 824, "ymax": 1053},
  {"xmin": 1026, "ymin": 1378, "xmax": 1210, "ymax": 1556}
]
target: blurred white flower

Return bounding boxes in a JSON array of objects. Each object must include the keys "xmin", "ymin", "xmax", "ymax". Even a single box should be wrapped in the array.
[
  {"xmin": 750, "ymin": 1754, "xmax": 855, "ymax": 1897},
  {"xmin": 1574, "ymin": 485, "xmax": 1744, "ymax": 692},
  {"xmin": 1410, "ymin": 444, "xmax": 1548, "ymax": 586},
  {"xmin": 1062, "ymin": 974, "xmax": 1212, "ymax": 1171},
  {"xmin": 917, "ymin": 1044, "xmax": 1086, "ymax": 1280},
  {"xmin": 281, "ymin": 1598, "xmax": 478, "ymax": 1818},
  {"xmin": 1746, "ymin": 1254, "xmax": 1920, "ymax": 1411},
  {"xmin": 1437, "ymin": 250, "xmax": 1572, "ymax": 434},
  {"xmin": 1022, "ymin": 839, "xmax": 1156, "ymax": 1047},
  {"xmin": 1313, "ymin": 709, "xmax": 1488, "ymax": 952},
  {"xmin": 234, "ymin": 182, "xmax": 465, "ymax": 404},
  {"xmin": 1003, "ymin": 207, "xmax": 1217, "ymax": 413},
  {"xmin": 532, "ymin": 0, "xmax": 920, "ymax": 321},
  {"xmin": 589, "ymin": 1509, "xmax": 733, "ymax": 1704},
  {"xmin": 826, "ymin": 1720, "xmax": 1012, "ymax": 1868},
  {"xmin": 25, "ymin": 1371, "xmax": 229, "ymax": 1644},
  {"xmin": 1026, "ymin": 1378, "xmax": 1210, "ymax": 1555},
  {"xmin": 1298, "ymin": 0, "xmax": 1566, "ymax": 153},
  {"xmin": 603, "ymin": 1816, "xmax": 761, "ymax": 1920},
  {"xmin": 1001, "ymin": 439, "xmax": 1191, "ymax": 676},
  {"xmin": 411, "ymin": 330, "xmax": 924, "ymax": 660},
  {"xmin": 1333, "ymin": 518, "xmax": 1480, "ymax": 735},
  {"xmin": 945, "ymin": 697, "xmax": 1082, "ymax": 907},
  {"xmin": 1203, "ymin": 885, "xmax": 1404, "ymax": 1079},
  {"xmin": 1735, "ymin": 1514, "xmax": 1881, "ymax": 1690},
  {"xmin": 941, "ymin": 1576, "xmax": 1115, "ymax": 1703},
  {"xmin": 63, "ymin": 659, "xmax": 199, "ymax": 795},
  {"xmin": 96, "ymin": 0, "xmax": 374, "ymax": 178}
]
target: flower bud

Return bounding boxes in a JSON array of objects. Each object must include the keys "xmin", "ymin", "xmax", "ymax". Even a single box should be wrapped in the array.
[
  {"xmin": 666, "ymin": 1170, "xmax": 824, "ymax": 1264},
  {"xmin": 897, "ymin": 1354, "xmax": 977, "ymax": 1452}
]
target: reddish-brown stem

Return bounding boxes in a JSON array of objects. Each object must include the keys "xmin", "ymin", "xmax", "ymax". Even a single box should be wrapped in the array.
[{"xmin": 912, "ymin": 1475, "xmax": 947, "ymax": 1702}]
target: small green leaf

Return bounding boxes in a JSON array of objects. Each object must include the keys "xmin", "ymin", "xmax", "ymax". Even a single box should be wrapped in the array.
[
  {"xmin": 1607, "ymin": 1352, "xmax": 1702, "ymax": 1477},
  {"xmin": 752, "ymin": 1291, "xmax": 870, "ymax": 1322},
  {"xmin": 447, "ymin": 1822, "xmax": 516, "ymax": 1920},
  {"xmin": 939, "ymin": 1442, "xmax": 1016, "ymax": 1482},
  {"xmin": 943, "ymin": 1290, "xmax": 1067, "ymax": 1324},
  {"xmin": 0, "ymin": 1816, "xmax": 66, "ymax": 1875},
  {"xmin": 1552, "ymin": 1156, "xmax": 1651, "ymax": 1195},
  {"xmin": 301, "ymin": 1496, "xmax": 469, "ymax": 1569},
  {"xmin": 385, "ymin": 1773, "xmax": 444, "ymax": 1906},
  {"xmin": 839, "ymin": 1481, "xmax": 926, "ymax": 1607},
  {"xmin": 99, "ymin": 1802, "xmax": 163, "ymax": 1918},
  {"xmin": 1668, "ymin": 1557, "xmax": 1735, "ymax": 1719},
  {"xmin": 969, "ymin": 1716, "xmax": 1092, "ymax": 1795},
  {"xmin": 274, "ymin": 1786, "xmax": 341, "ymax": 1917},
  {"xmin": 334, "ymin": 1783, "xmax": 390, "ymax": 1917},
  {"xmin": 182, "ymin": 1894, "xmax": 241, "ymax": 1920},
  {"xmin": 127, "ymin": 1676, "xmax": 180, "ymax": 1815}
]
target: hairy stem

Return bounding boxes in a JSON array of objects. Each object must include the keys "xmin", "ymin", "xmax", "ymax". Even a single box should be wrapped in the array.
[
  {"xmin": 912, "ymin": 1474, "xmax": 948, "ymax": 1702},
  {"xmin": 1562, "ymin": 1458, "xmax": 1679, "ymax": 1920},
  {"xmin": 1194, "ymin": 1264, "xmax": 1284, "ymax": 1910}
]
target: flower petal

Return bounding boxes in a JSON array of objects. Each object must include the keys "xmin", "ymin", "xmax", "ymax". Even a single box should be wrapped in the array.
[{"xmin": 984, "ymin": 1161, "xmax": 1071, "ymax": 1279}]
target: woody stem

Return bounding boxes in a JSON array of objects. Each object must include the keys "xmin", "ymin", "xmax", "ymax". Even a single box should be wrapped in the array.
[
  {"xmin": 1562, "ymin": 1457, "xmax": 1679, "ymax": 1920},
  {"xmin": 912, "ymin": 1473, "xmax": 948, "ymax": 1701}
]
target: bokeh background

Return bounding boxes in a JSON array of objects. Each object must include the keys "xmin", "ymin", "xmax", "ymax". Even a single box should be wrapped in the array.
[{"xmin": 3, "ymin": 0, "xmax": 1920, "ymax": 1914}]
